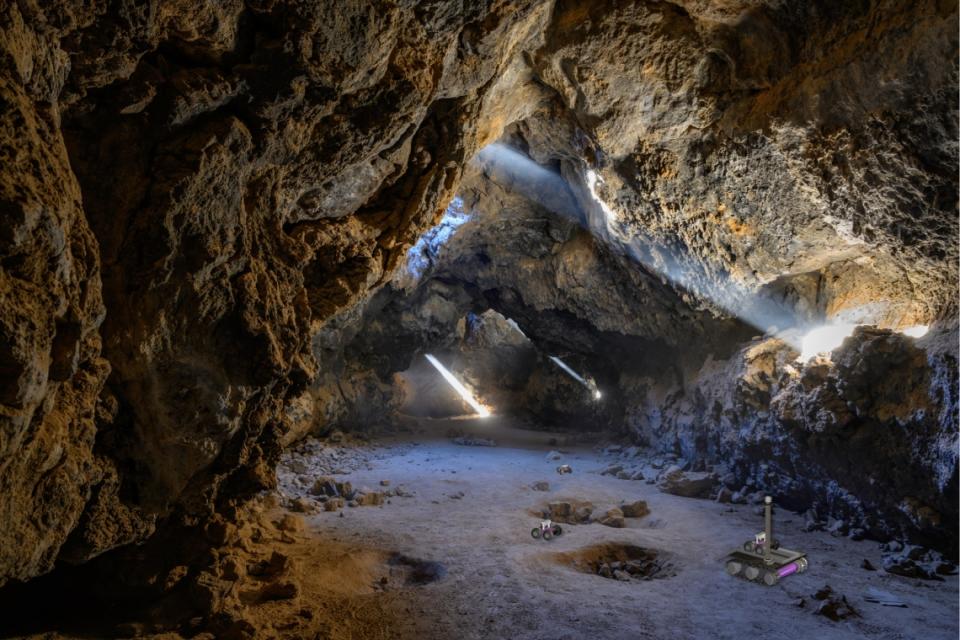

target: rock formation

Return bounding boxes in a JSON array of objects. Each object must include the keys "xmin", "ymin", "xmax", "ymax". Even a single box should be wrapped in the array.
[{"xmin": 0, "ymin": 0, "xmax": 956, "ymax": 602}]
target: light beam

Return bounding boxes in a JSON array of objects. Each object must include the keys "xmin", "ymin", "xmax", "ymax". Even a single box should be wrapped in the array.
[
  {"xmin": 797, "ymin": 324, "xmax": 858, "ymax": 362},
  {"xmin": 424, "ymin": 354, "xmax": 491, "ymax": 417},
  {"xmin": 901, "ymin": 325, "xmax": 929, "ymax": 338},
  {"xmin": 549, "ymin": 356, "xmax": 602, "ymax": 401}
]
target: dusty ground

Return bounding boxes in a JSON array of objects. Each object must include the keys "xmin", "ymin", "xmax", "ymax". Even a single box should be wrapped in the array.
[{"xmin": 270, "ymin": 417, "xmax": 959, "ymax": 640}]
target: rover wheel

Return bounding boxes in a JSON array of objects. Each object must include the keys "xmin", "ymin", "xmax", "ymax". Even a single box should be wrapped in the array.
[
  {"xmin": 744, "ymin": 565, "xmax": 760, "ymax": 581},
  {"xmin": 543, "ymin": 530, "xmax": 553, "ymax": 541},
  {"xmin": 771, "ymin": 539, "xmax": 781, "ymax": 550},
  {"xmin": 726, "ymin": 561, "xmax": 742, "ymax": 576},
  {"xmin": 743, "ymin": 541, "xmax": 756, "ymax": 553},
  {"xmin": 762, "ymin": 570, "xmax": 778, "ymax": 586},
  {"xmin": 531, "ymin": 528, "xmax": 541, "ymax": 539},
  {"xmin": 552, "ymin": 525, "xmax": 563, "ymax": 536}
]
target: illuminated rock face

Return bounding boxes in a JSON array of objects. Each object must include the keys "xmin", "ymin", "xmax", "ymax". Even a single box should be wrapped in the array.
[
  {"xmin": 0, "ymin": 0, "xmax": 956, "ymax": 588},
  {"xmin": 0, "ymin": 0, "xmax": 553, "ymax": 586}
]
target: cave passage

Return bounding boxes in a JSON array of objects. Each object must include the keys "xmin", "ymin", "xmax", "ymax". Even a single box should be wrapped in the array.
[{"xmin": 1, "ymin": 1, "xmax": 957, "ymax": 639}]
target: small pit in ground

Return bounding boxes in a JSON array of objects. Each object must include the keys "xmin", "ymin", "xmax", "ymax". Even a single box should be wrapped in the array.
[
  {"xmin": 550, "ymin": 543, "xmax": 677, "ymax": 582},
  {"xmin": 377, "ymin": 554, "xmax": 447, "ymax": 589}
]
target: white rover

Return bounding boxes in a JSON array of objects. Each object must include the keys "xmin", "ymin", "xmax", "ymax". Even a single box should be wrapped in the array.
[{"xmin": 530, "ymin": 519, "xmax": 563, "ymax": 540}]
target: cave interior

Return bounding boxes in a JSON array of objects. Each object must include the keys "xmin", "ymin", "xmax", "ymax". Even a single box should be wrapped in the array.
[{"xmin": 0, "ymin": 1, "xmax": 958, "ymax": 639}]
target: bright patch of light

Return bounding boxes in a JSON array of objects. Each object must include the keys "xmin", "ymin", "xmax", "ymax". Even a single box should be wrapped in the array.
[
  {"xmin": 585, "ymin": 169, "xmax": 616, "ymax": 221},
  {"xmin": 549, "ymin": 356, "xmax": 603, "ymax": 401},
  {"xmin": 405, "ymin": 197, "xmax": 470, "ymax": 280},
  {"xmin": 424, "ymin": 354, "xmax": 491, "ymax": 417},
  {"xmin": 797, "ymin": 324, "xmax": 858, "ymax": 362},
  {"xmin": 901, "ymin": 325, "xmax": 929, "ymax": 338}
]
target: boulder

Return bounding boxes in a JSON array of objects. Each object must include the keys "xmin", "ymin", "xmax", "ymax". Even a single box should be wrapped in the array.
[
  {"xmin": 596, "ymin": 508, "xmax": 625, "ymax": 528},
  {"xmin": 544, "ymin": 500, "xmax": 593, "ymax": 524},
  {"xmin": 620, "ymin": 500, "xmax": 650, "ymax": 518},
  {"xmin": 356, "ymin": 492, "xmax": 385, "ymax": 507},
  {"xmin": 812, "ymin": 586, "xmax": 859, "ymax": 621},
  {"xmin": 714, "ymin": 487, "xmax": 732, "ymax": 503},
  {"xmin": 277, "ymin": 514, "xmax": 304, "ymax": 533},
  {"xmin": 657, "ymin": 466, "xmax": 716, "ymax": 498},
  {"xmin": 310, "ymin": 476, "xmax": 339, "ymax": 497}
]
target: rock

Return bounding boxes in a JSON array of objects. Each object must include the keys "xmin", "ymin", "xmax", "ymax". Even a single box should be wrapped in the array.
[
  {"xmin": 556, "ymin": 465, "xmax": 573, "ymax": 475},
  {"xmin": 882, "ymin": 540, "xmax": 905, "ymax": 553},
  {"xmin": 596, "ymin": 508, "xmax": 626, "ymax": 528},
  {"xmin": 815, "ymin": 596, "xmax": 860, "ymax": 621},
  {"xmin": 715, "ymin": 487, "xmax": 733, "ymax": 503},
  {"xmin": 616, "ymin": 471, "xmax": 631, "ymax": 480},
  {"xmin": 355, "ymin": 492, "xmax": 385, "ymax": 507},
  {"xmin": 620, "ymin": 500, "xmax": 650, "ymax": 518},
  {"xmin": 380, "ymin": 480, "xmax": 391, "ymax": 487},
  {"xmin": 204, "ymin": 519, "xmax": 237, "ymax": 546},
  {"xmin": 881, "ymin": 547, "xmax": 946, "ymax": 581},
  {"xmin": 260, "ymin": 580, "xmax": 300, "ymax": 601},
  {"xmin": 394, "ymin": 485, "xmax": 414, "ymax": 497},
  {"xmin": 546, "ymin": 450, "xmax": 563, "ymax": 461},
  {"xmin": 613, "ymin": 569, "xmax": 631, "ymax": 581},
  {"xmin": 630, "ymin": 469, "xmax": 645, "ymax": 481},
  {"xmin": 310, "ymin": 477, "xmax": 340, "ymax": 497},
  {"xmin": 290, "ymin": 498, "xmax": 317, "ymax": 514},
  {"xmin": 601, "ymin": 464, "xmax": 623, "ymax": 476},
  {"xmin": 164, "ymin": 565, "xmax": 190, "ymax": 592},
  {"xmin": 249, "ymin": 552, "xmax": 292, "ymax": 579},
  {"xmin": 827, "ymin": 518, "xmax": 848, "ymax": 537},
  {"xmin": 861, "ymin": 559, "xmax": 876, "ymax": 571},
  {"xmin": 337, "ymin": 481, "xmax": 355, "ymax": 500},
  {"xmin": 287, "ymin": 459, "xmax": 310, "ymax": 475},
  {"xmin": 532, "ymin": 481, "xmax": 550, "ymax": 491},
  {"xmin": 324, "ymin": 498, "xmax": 344, "ymax": 512},
  {"xmin": 657, "ymin": 466, "xmax": 716, "ymax": 499},
  {"xmin": 220, "ymin": 556, "xmax": 245, "ymax": 581},
  {"xmin": 544, "ymin": 500, "xmax": 593, "ymax": 524},
  {"xmin": 277, "ymin": 514, "xmax": 304, "ymax": 533}
]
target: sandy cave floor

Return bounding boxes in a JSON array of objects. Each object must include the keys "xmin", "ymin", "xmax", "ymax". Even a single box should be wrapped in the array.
[{"xmin": 268, "ymin": 417, "xmax": 959, "ymax": 640}]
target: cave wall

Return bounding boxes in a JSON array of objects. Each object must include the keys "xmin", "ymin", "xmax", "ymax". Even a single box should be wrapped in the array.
[{"xmin": 0, "ymin": 0, "xmax": 554, "ymax": 586}]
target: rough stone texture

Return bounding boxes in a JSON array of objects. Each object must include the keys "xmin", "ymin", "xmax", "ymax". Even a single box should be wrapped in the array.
[
  {"xmin": 657, "ymin": 467, "xmax": 717, "ymax": 499},
  {"xmin": 1, "ymin": 0, "xmax": 956, "ymax": 590},
  {"xmin": 0, "ymin": 0, "xmax": 554, "ymax": 586},
  {"xmin": 634, "ymin": 327, "xmax": 958, "ymax": 554},
  {"xmin": 301, "ymin": 0, "xmax": 957, "ymax": 556}
]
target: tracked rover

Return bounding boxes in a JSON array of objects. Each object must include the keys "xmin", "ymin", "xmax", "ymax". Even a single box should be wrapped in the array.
[{"xmin": 725, "ymin": 496, "xmax": 808, "ymax": 586}]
